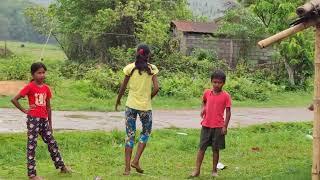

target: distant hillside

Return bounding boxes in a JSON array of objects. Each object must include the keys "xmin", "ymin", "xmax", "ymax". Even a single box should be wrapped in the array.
[
  {"xmin": 0, "ymin": 0, "xmax": 48, "ymax": 42},
  {"xmin": 188, "ymin": 0, "xmax": 238, "ymax": 19}
]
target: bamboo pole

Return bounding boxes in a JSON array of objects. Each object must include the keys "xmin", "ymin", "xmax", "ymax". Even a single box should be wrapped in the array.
[
  {"xmin": 258, "ymin": 21, "xmax": 315, "ymax": 49},
  {"xmin": 312, "ymin": 24, "xmax": 320, "ymax": 180},
  {"xmin": 297, "ymin": 0, "xmax": 320, "ymax": 17}
]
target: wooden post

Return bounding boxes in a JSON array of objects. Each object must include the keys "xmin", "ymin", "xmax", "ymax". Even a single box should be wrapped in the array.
[
  {"xmin": 313, "ymin": 24, "xmax": 320, "ymax": 180},
  {"xmin": 296, "ymin": 0, "xmax": 320, "ymax": 17},
  {"xmin": 4, "ymin": 40, "xmax": 7, "ymax": 57}
]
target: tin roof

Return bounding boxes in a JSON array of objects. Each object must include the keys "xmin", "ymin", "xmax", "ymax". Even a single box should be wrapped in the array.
[{"xmin": 171, "ymin": 20, "xmax": 219, "ymax": 34}]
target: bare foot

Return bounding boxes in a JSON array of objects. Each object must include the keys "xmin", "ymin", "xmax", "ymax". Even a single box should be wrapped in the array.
[
  {"xmin": 212, "ymin": 171, "xmax": 219, "ymax": 177},
  {"xmin": 131, "ymin": 162, "xmax": 144, "ymax": 173},
  {"xmin": 60, "ymin": 166, "xmax": 72, "ymax": 173},
  {"xmin": 29, "ymin": 176, "xmax": 43, "ymax": 180},
  {"xmin": 190, "ymin": 170, "xmax": 200, "ymax": 177},
  {"xmin": 123, "ymin": 170, "xmax": 130, "ymax": 176}
]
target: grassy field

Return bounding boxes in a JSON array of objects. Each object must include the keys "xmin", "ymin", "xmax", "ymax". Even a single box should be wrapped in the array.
[
  {"xmin": 0, "ymin": 41, "xmax": 66, "ymax": 61},
  {"xmin": 0, "ymin": 83, "xmax": 312, "ymax": 111},
  {"xmin": 0, "ymin": 88, "xmax": 312, "ymax": 111},
  {"xmin": 0, "ymin": 122, "xmax": 312, "ymax": 179}
]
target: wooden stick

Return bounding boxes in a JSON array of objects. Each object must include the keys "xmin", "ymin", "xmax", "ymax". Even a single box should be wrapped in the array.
[
  {"xmin": 312, "ymin": 24, "xmax": 320, "ymax": 180},
  {"xmin": 258, "ymin": 21, "xmax": 315, "ymax": 49},
  {"xmin": 297, "ymin": 0, "xmax": 320, "ymax": 17}
]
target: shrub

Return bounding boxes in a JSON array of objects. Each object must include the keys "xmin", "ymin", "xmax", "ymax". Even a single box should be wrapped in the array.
[
  {"xmin": 84, "ymin": 66, "xmax": 123, "ymax": 98},
  {"xmin": 225, "ymin": 76, "xmax": 279, "ymax": 101},
  {"xmin": 0, "ymin": 56, "xmax": 31, "ymax": 80},
  {"xmin": 59, "ymin": 60, "xmax": 96, "ymax": 79}
]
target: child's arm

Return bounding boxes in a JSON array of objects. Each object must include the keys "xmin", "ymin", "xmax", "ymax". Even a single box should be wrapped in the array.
[
  {"xmin": 115, "ymin": 75, "xmax": 130, "ymax": 111},
  {"xmin": 11, "ymin": 94, "xmax": 29, "ymax": 114},
  {"xmin": 200, "ymin": 101, "xmax": 206, "ymax": 118},
  {"xmin": 47, "ymin": 99, "xmax": 53, "ymax": 132},
  {"xmin": 151, "ymin": 75, "xmax": 159, "ymax": 99},
  {"xmin": 222, "ymin": 107, "xmax": 231, "ymax": 135}
]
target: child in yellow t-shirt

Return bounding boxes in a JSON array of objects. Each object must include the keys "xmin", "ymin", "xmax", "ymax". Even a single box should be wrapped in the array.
[{"xmin": 115, "ymin": 44, "xmax": 159, "ymax": 176}]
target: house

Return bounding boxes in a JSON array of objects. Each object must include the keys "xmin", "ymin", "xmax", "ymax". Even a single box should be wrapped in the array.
[{"xmin": 170, "ymin": 20, "xmax": 274, "ymax": 68}]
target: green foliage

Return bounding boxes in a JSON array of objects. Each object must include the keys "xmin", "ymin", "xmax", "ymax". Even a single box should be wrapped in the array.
[
  {"xmin": 158, "ymin": 73, "xmax": 209, "ymax": 98},
  {"xmin": 59, "ymin": 61, "xmax": 96, "ymax": 79},
  {"xmin": 0, "ymin": 56, "xmax": 32, "ymax": 80},
  {"xmin": 25, "ymin": 0, "xmax": 193, "ymax": 62},
  {"xmin": 84, "ymin": 66, "xmax": 123, "ymax": 98},
  {"xmin": 217, "ymin": 8, "xmax": 266, "ymax": 39},
  {"xmin": 190, "ymin": 48, "xmax": 218, "ymax": 62},
  {"xmin": 156, "ymin": 52, "xmax": 228, "ymax": 77},
  {"xmin": 219, "ymin": 0, "xmax": 314, "ymax": 88},
  {"xmin": 108, "ymin": 47, "xmax": 135, "ymax": 70},
  {"xmin": 225, "ymin": 76, "xmax": 279, "ymax": 101}
]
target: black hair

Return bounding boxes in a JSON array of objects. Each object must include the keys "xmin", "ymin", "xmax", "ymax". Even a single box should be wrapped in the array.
[
  {"xmin": 130, "ymin": 44, "xmax": 153, "ymax": 76},
  {"xmin": 31, "ymin": 62, "xmax": 47, "ymax": 75},
  {"xmin": 211, "ymin": 70, "xmax": 226, "ymax": 82}
]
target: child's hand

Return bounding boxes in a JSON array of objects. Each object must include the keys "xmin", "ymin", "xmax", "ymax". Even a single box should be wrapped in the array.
[
  {"xmin": 200, "ymin": 109, "xmax": 206, "ymax": 118},
  {"xmin": 49, "ymin": 125, "xmax": 53, "ymax": 133},
  {"xmin": 222, "ymin": 127, "xmax": 227, "ymax": 135},
  {"xmin": 22, "ymin": 109, "xmax": 29, "ymax": 114},
  {"xmin": 115, "ymin": 101, "xmax": 121, "ymax": 111},
  {"xmin": 308, "ymin": 104, "xmax": 314, "ymax": 111}
]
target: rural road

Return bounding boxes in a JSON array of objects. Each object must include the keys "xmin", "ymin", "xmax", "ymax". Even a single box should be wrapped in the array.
[{"xmin": 0, "ymin": 108, "xmax": 313, "ymax": 133}]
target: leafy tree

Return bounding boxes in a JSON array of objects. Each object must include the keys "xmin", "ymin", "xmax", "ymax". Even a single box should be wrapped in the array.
[
  {"xmin": 25, "ymin": 0, "xmax": 193, "ymax": 63},
  {"xmin": 220, "ymin": 0, "xmax": 314, "ymax": 88}
]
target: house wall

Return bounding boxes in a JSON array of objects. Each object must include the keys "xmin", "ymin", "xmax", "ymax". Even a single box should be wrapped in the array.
[{"xmin": 181, "ymin": 34, "xmax": 274, "ymax": 68}]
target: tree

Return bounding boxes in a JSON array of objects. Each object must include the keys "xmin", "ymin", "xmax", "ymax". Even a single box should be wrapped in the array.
[
  {"xmin": 25, "ymin": 0, "xmax": 193, "ymax": 63},
  {"xmin": 219, "ymin": 0, "xmax": 314, "ymax": 88}
]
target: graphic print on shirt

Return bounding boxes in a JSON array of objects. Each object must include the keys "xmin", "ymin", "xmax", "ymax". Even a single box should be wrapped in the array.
[{"xmin": 34, "ymin": 93, "xmax": 47, "ymax": 106}]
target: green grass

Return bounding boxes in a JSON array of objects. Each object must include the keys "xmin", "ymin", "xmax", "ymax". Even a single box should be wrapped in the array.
[
  {"xmin": 0, "ymin": 81, "xmax": 312, "ymax": 111},
  {"xmin": 0, "ymin": 41, "xmax": 66, "ymax": 61},
  {"xmin": 0, "ymin": 122, "xmax": 312, "ymax": 179}
]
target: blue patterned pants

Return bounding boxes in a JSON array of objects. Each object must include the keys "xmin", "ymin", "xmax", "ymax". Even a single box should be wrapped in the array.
[{"xmin": 125, "ymin": 107, "xmax": 152, "ymax": 148}]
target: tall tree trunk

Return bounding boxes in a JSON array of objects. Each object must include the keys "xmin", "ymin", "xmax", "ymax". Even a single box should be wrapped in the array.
[{"xmin": 283, "ymin": 59, "xmax": 295, "ymax": 86}]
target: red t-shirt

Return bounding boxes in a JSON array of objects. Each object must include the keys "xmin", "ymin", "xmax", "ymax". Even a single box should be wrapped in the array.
[
  {"xmin": 19, "ymin": 82, "xmax": 52, "ymax": 118},
  {"xmin": 201, "ymin": 89, "xmax": 232, "ymax": 128}
]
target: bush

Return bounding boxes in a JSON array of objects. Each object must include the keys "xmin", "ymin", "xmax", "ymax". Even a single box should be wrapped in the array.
[
  {"xmin": 84, "ymin": 66, "xmax": 123, "ymax": 98},
  {"xmin": 0, "ymin": 56, "xmax": 31, "ymax": 80},
  {"xmin": 225, "ymin": 76, "xmax": 279, "ymax": 101},
  {"xmin": 156, "ymin": 52, "xmax": 228, "ymax": 77},
  {"xmin": 108, "ymin": 47, "xmax": 135, "ymax": 71},
  {"xmin": 191, "ymin": 48, "xmax": 218, "ymax": 62},
  {"xmin": 157, "ymin": 71, "xmax": 279, "ymax": 102},
  {"xmin": 158, "ymin": 73, "xmax": 209, "ymax": 98},
  {"xmin": 59, "ymin": 60, "xmax": 96, "ymax": 79}
]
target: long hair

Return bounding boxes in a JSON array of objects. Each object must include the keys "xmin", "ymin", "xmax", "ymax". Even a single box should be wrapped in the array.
[{"xmin": 130, "ymin": 44, "xmax": 153, "ymax": 76}]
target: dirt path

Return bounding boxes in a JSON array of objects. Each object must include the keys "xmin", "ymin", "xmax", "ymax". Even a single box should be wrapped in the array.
[{"xmin": 0, "ymin": 107, "xmax": 312, "ymax": 133}]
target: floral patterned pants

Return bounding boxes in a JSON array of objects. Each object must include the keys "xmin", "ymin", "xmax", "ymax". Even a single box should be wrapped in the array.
[
  {"xmin": 125, "ymin": 107, "xmax": 152, "ymax": 148},
  {"xmin": 26, "ymin": 116, "xmax": 65, "ymax": 177}
]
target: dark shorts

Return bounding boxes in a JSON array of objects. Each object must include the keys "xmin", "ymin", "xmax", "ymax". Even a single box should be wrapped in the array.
[{"xmin": 199, "ymin": 126, "xmax": 225, "ymax": 151}]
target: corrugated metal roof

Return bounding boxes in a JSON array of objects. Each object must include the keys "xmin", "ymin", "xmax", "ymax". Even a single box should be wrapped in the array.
[{"xmin": 171, "ymin": 21, "xmax": 218, "ymax": 33}]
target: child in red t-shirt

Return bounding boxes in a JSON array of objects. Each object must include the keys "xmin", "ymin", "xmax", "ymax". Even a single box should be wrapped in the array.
[
  {"xmin": 11, "ymin": 62, "xmax": 71, "ymax": 180},
  {"xmin": 191, "ymin": 70, "xmax": 232, "ymax": 178}
]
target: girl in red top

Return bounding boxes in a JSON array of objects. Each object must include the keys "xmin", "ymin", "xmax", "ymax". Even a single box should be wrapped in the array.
[{"xmin": 11, "ymin": 62, "xmax": 71, "ymax": 180}]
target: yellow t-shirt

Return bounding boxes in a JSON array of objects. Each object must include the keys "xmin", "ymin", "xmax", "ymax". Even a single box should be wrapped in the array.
[{"xmin": 123, "ymin": 63, "xmax": 159, "ymax": 111}]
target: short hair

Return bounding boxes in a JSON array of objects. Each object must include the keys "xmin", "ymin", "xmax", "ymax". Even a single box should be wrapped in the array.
[{"xmin": 211, "ymin": 70, "xmax": 226, "ymax": 82}]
